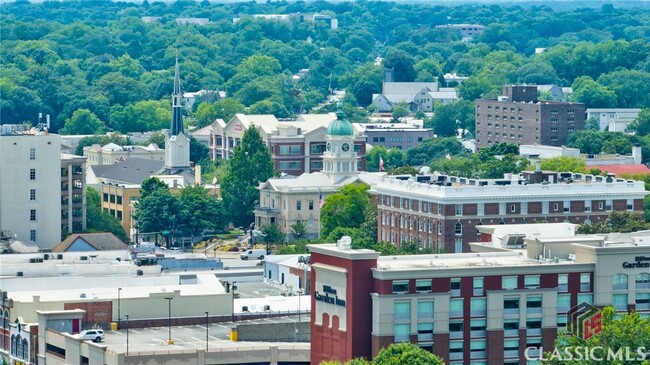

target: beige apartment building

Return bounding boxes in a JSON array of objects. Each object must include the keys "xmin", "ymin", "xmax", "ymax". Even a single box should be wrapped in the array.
[{"xmin": 209, "ymin": 113, "xmax": 367, "ymax": 176}]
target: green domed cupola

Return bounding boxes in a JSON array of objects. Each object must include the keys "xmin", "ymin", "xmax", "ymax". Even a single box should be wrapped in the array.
[{"xmin": 327, "ymin": 102, "xmax": 354, "ymax": 136}]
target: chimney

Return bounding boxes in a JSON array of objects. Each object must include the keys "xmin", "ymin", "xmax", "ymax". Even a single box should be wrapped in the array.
[
  {"xmin": 632, "ymin": 146, "xmax": 642, "ymax": 165},
  {"xmin": 195, "ymin": 164, "xmax": 202, "ymax": 185}
]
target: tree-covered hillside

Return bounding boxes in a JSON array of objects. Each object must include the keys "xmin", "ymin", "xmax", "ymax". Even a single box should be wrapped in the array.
[{"xmin": 2, "ymin": 0, "xmax": 650, "ymax": 132}]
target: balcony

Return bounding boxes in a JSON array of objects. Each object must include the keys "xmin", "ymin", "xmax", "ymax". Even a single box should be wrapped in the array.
[{"xmin": 254, "ymin": 206, "xmax": 279, "ymax": 217}]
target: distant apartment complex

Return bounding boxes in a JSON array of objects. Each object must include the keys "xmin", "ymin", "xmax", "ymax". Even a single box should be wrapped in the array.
[
  {"xmin": 355, "ymin": 122, "xmax": 433, "ymax": 150},
  {"xmin": 209, "ymin": 113, "xmax": 367, "ymax": 176},
  {"xmin": 435, "ymin": 23, "xmax": 485, "ymax": 39},
  {"xmin": 0, "ymin": 126, "xmax": 62, "ymax": 249},
  {"xmin": 372, "ymin": 170, "xmax": 646, "ymax": 253},
  {"xmin": 475, "ymin": 86, "xmax": 586, "ymax": 149}
]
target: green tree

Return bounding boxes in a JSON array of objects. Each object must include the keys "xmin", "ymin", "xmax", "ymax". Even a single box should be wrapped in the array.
[
  {"xmin": 539, "ymin": 156, "xmax": 586, "ymax": 173},
  {"xmin": 373, "ymin": 343, "xmax": 445, "ymax": 365},
  {"xmin": 189, "ymin": 135, "xmax": 209, "ymax": 163},
  {"xmin": 406, "ymin": 137, "xmax": 467, "ymax": 166},
  {"xmin": 427, "ymin": 100, "xmax": 474, "ymax": 137},
  {"xmin": 236, "ymin": 55, "xmax": 282, "ymax": 77},
  {"xmin": 261, "ymin": 223, "xmax": 286, "ymax": 244},
  {"xmin": 195, "ymin": 98, "xmax": 246, "ymax": 127},
  {"xmin": 320, "ymin": 184, "xmax": 370, "ymax": 238},
  {"xmin": 391, "ymin": 102, "xmax": 409, "ymax": 122},
  {"xmin": 430, "ymin": 156, "xmax": 478, "ymax": 178},
  {"xmin": 134, "ymin": 186, "xmax": 183, "ymax": 245},
  {"xmin": 627, "ymin": 109, "xmax": 650, "ymax": 136},
  {"xmin": 221, "ymin": 126, "xmax": 275, "ymax": 227},
  {"xmin": 567, "ymin": 130, "xmax": 605, "ymax": 155},
  {"xmin": 60, "ymin": 109, "xmax": 106, "ymax": 135},
  {"xmin": 108, "ymin": 100, "xmax": 170, "ymax": 133},
  {"xmin": 577, "ymin": 211, "xmax": 650, "ymax": 234},
  {"xmin": 140, "ymin": 177, "xmax": 169, "ymax": 199},
  {"xmin": 570, "ymin": 76, "xmax": 617, "ymax": 108},
  {"xmin": 457, "ymin": 75, "xmax": 500, "ymax": 101},
  {"xmin": 85, "ymin": 187, "xmax": 129, "ymax": 242},
  {"xmin": 549, "ymin": 306, "xmax": 650, "ymax": 365},
  {"xmin": 178, "ymin": 184, "xmax": 225, "ymax": 242},
  {"xmin": 382, "ymin": 49, "xmax": 416, "ymax": 82},
  {"xmin": 387, "ymin": 166, "xmax": 420, "ymax": 176},
  {"xmin": 366, "ymin": 146, "xmax": 405, "ymax": 172},
  {"xmin": 290, "ymin": 221, "xmax": 307, "ymax": 240}
]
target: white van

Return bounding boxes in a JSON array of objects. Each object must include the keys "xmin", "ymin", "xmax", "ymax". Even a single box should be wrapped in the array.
[{"xmin": 240, "ymin": 249, "xmax": 266, "ymax": 260}]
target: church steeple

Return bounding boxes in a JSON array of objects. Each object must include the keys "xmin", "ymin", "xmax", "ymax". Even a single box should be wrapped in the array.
[
  {"xmin": 164, "ymin": 56, "xmax": 191, "ymax": 170},
  {"xmin": 171, "ymin": 57, "xmax": 184, "ymax": 136}
]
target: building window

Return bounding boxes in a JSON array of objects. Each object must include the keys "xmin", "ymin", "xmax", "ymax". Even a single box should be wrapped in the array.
[
  {"xmin": 450, "ymin": 341, "xmax": 463, "ymax": 361},
  {"xmin": 636, "ymin": 273, "xmax": 650, "ymax": 290},
  {"xmin": 612, "ymin": 273, "xmax": 628, "ymax": 291},
  {"xmin": 279, "ymin": 145, "xmax": 301, "ymax": 155},
  {"xmin": 392, "ymin": 280, "xmax": 409, "ymax": 293},
  {"xmin": 29, "ymin": 147, "xmax": 36, "ymax": 160},
  {"xmin": 417, "ymin": 322, "xmax": 433, "ymax": 341},
  {"xmin": 296, "ymin": 200, "xmax": 301, "ymax": 211},
  {"xmin": 502, "ymin": 276, "xmax": 518, "ymax": 290},
  {"xmin": 110, "ymin": 194, "xmax": 116, "ymax": 203},
  {"xmin": 455, "ymin": 204, "xmax": 463, "ymax": 216},
  {"xmin": 553, "ymin": 203, "xmax": 559, "ymax": 211},
  {"xmin": 449, "ymin": 320, "xmax": 463, "ymax": 339},
  {"xmin": 30, "ymin": 229, "xmax": 36, "ymax": 242},
  {"xmin": 636, "ymin": 293, "xmax": 650, "ymax": 310},
  {"xmin": 29, "ymin": 168, "xmax": 36, "ymax": 180},
  {"xmin": 437, "ymin": 204, "xmax": 443, "ymax": 215},
  {"xmin": 578, "ymin": 293, "xmax": 593, "ymax": 305},
  {"xmin": 473, "ymin": 277, "xmax": 484, "ymax": 296},
  {"xmin": 563, "ymin": 200, "xmax": 570, "ymax": 212},
  {"xmin": 308, "ymin": 200, "xmax": 314, "ymax": 210},
  {"xmin": 510, "ymin": 204, "xmax": 516, "ymax": 212},
  {"xmin": 394, "ymin": 301, "xmax": 410, "ymax": 321},
  {"xmin": 477, "ymin": 203, "xmax": 484, "ymax": 216},
  {"xmin": 606, "ymin": 200, "xmax": 612, "ymax": 211},
  {"xmin": 627, "ymin": 199, "xmax": 634, "ymax": 211},
  {"xmin": 310, "ymin": 144, "xmax": 326, "ymax": 154},
  {"xmin": 437, "ymin": 221, "xmax": 442, "ymax": 235},
  {"xmin": 598, "ymin": 202, "xmax": 604, "ymax": 210},
  {"xmin": 116, "ymin": 196, "xmax": 122, "ymax": 205},
  {"xmin": 612, "ymin": 294, "xmax": 628, "ymax": 311},
  {"xmin": 450, "ymin": 278, "xmax": 461, "ymax": 296},
  {"xmin": 558, "ymin": 274, "xmax": 568, "ymax": 292},
  {"xmin": 504, "ymin": 297, "xmax": 520, "ymax": 315},
  {"xmin": 580, "ymin": 273, "xmax": 591, "ymax": 292},
  {"xmin": 504, "ymin": 319, "xmax": 519, "ymax": 337},
  {"xmin": 279, "ymin": 161, "xmax": 301, "ymax": 170},
  {"xmin": 471, "ymin": 339, "xmax": 487, "ymax": 359},
  {"xmin": 449, "ymin": 298, "xmax": 463, "ymax": 317},
  {"xmin": 394, "ymin": 324, "xmax": 410, "ymax": 342},
  {"xmin": 30, "ymin": 209, "xmax": 36, "ymax": 221},
  {"xmin": 526, "ymin": 295, "xmax": 542, "ymax": 314},
  {"xmin": 455, "ymin": 238, "xmax": 463, "ymax": 253},
  {"xmin": 417, "ymin": 300, "xmax": 433, "ymax": 319},
  {"xmin": 557, "ymin": 294, "xmax": 571, "ymax": 312},
  {"xmin": 470, "ymin": 319, "xmax": 487, "ymax": 338},
  {"xmin": 524, "ymin": 275, "xmax": 540, "ymax": 289},
  {"xmin": 454, "ymin": 222, "xmax": 462, "ymax": 235},
  {"xmin": 471, "ymin": 298, "xmax": 487, "ymax": 317},
  {"xmin": 30, "ymin": 189, "xmax": 36, "ymax": 201},
  {"xmin": 416, "ymin": 279, "xmax": 431, "ymax": 292}
]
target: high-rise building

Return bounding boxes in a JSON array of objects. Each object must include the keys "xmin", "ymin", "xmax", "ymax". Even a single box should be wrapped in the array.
[
  {"xmin": 0, "ymin": 125, "xmax": 61, "ymax": 248},
  {"xmin": 475, "ymin": 86, "xmax": 585, "ymax": 149}
]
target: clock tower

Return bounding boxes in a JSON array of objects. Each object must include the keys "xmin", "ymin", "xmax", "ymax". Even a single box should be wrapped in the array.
[{"xmin": 322, "ymin": 102, "xmax": 358, "ymax": 181}]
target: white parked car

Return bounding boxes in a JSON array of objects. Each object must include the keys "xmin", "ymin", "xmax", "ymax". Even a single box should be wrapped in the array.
[
  {"xmin": 77, "ymin": 329, "xmax": 104, "ymax": 342},
  {"xmin": 240, "ymin": 249, "xmax": 266, "ymax": 260}
]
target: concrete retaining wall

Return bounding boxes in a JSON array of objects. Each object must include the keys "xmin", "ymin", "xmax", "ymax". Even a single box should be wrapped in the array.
[{"xmin": 236, "ymin": 321, "xmax": 310, "ymax": 342}]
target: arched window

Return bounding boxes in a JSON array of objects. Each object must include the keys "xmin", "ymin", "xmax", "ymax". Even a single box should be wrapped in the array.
[
  {"xmin": 418, "ymin": 218, "xmax": 423, "ymax": 232},
  {"xmin": 381, "ymin": 212, "xmax": 386, "ymax": 225},
  {"xmin": 21, "ymin": 338, "xmax": 28, "ymax": 359},
  {"xmin": 584, "ymin": 217, "xmax": 592, "ymax": 225},
  {"xmin": 428, "ymin": 219, "xmax": 433, "ymax": 233},
  {"xmin": 454, "ymin": 222, "xmax": 463, "ymax": 235},
  {"xmin": 437, "ymin": 221, "xmax": 442, "ymax": 235},
  {"xmin": 400, "ymin": 215, "xmax": 404, "ymax": 228},
  {"xmin": 11, "ymin": 335, "xmax": 16, "ymax": 356},
  {"xmin": 499, "ymin": 219, "xmax": 505, "ymax": 225},
  {"xmin": 409, "ymin": 217, "xmax": 414, "ymax": 230},
  {"xmin": 520, "ymin": 219, "xmax": 527, "ymax": 224},
  {"xmin": 612, "ymin": 273, "xmax": 628, "ymax": 291},
  {"xmin": 390, "ymin": 214, "xmax": 394, "ymax": 227},
  {"xmin": 636, "ymin": 273, "xmax": 650, "ymax": 290},
  {"xmin": 3, "ymin": 310, "xmax": 8, "ymax": 329}
]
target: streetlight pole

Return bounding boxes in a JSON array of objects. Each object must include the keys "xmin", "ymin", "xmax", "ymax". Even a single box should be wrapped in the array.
[
  {"xmin": 164, "ymin": 297, "xmax": 174, "ymax": 345},
  {"xmin": 205, "ymin": 311, "xmax": 209, "ymax": 352},
  {"xmin": 231, "ymin": 281, "xmax": 237, "ymax": 322},
  {"xmin": 117, "ymin": 288, "xmax": 122, "ymax": 330},
  {"xmin": 125, "ymin": 314, "xmax": 129, "ymax": 355}
]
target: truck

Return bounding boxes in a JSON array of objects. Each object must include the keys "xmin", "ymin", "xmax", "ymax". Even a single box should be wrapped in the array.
[{"xmin": 240, "ymin": 249, "xmax": 266, "ymax": 260}]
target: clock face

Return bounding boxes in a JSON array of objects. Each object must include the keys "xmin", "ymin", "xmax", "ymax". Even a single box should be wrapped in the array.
[
  {"xmin": 342, "ymin": 143, "xmax": 350, "ymax": 152},
  {"xmin": 326, "ymin": 143, "xmax": 332, "ymax": 151}
]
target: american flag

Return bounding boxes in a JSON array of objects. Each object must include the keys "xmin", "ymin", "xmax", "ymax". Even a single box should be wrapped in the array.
[
  {"xmin": 319, "ymin": 192, "xmax": 325, "ymax": 208},
  {"xmin": 379, "ymin": 156, "xmax": 384, "ymax": 171},
  {"xmin": 445, "ymin": 152, "xmax": 451, "ymax": 160}
]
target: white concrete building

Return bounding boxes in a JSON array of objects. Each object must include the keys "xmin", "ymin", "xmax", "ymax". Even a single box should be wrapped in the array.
[
  {"xmin": 585, "ymin": 108, "xmax": 641, "ymax": 132},
  {"xmin": 0, "ymin": 126, "xmax": 61, "ymax": 249}
]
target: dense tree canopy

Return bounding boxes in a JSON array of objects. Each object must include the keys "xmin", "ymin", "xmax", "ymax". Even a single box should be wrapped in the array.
[{"xmin": 3, "ymin": 1, "xmax": 650, "ymax": 129}]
